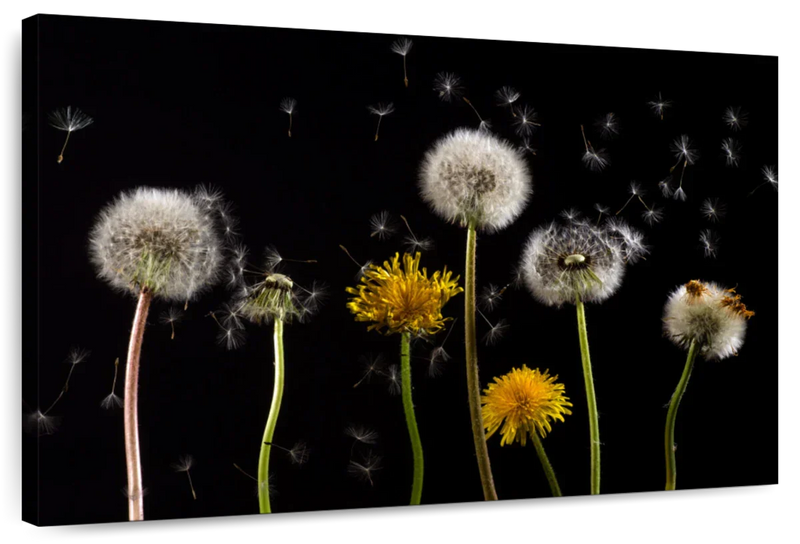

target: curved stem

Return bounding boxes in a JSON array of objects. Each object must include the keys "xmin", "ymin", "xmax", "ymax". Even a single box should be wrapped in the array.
[
  {"xmin": 465, "ymin": 221, "xmax": 498, "ymax": 501},
  {"xmin": 665, "ymin": 339, "xmax": 699, "ymax": 491},
  {"xmin": 575, "ymin": 294, "xmax": 600, "ymax": 495},
  {"xmin": 400, "ymin": 332, "xmax": 424, "ymax": 505},
  {"xmin": 531, "ymin": 432, "xmax": 562, "ymax": 497},
  {"xmin": 124, "ymin": 288, "xmax": 152, "ymax": 521},
  {"xmin": 258, "ymin": 317, "xmax": 285, "ymax": 513}
]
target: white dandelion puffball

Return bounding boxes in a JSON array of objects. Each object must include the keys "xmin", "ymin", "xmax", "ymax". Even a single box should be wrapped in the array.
[
  {"xmin": 90, "ymin": 187, "xmax": 224, "ymax": 301},
  {"xmin": 663, "ymin": 280, "xmax": 753, "ymax": 360},
  {"xmin": 520, "ymin": 219, "xmax": 646, "ymax": 307},
  {"xmin": 419, "ymin": 128, "xmax": 532, "ymax": 232}
]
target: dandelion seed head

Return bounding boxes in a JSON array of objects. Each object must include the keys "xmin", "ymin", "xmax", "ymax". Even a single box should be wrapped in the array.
[
  {"xmin": 101, "ymin": 393, "xmax": 123, "ymax": 410},
  {"xmin": 279, "ymin": 98, "xmax": 297, "ymax": 115},
  {"xmin": 49, "ymin": 106, "xmax": 94, "ymax": 132},
  {"xmin": 419, "ymin": 128, "xmax": 532, "ymax": 232},
  {"xmin": 699, "ymin": 229, "xmax": 720, "ymax": 258},
  {"xmin": 723, "ymin": 106, "xmax": 748, "ymax": 131},
  {"xmin": 390, "ymin": 38, "xmax": 413, "ymax": 56},
  {"xmin": 664, "ymin": 280, "xmax": 753, "ymax": 360},
  {"xmin": 482, "ymin": 366, "xmax": 572, "ymax": 445},
  {"xmin": 89, "ymin": 187, "xmax": 225, "ymax": 302},
  {"xmin": 495, "ymin": 86, "xmax": 521, "ymax": 107},
  {"xmin": 237, "ymin": 271, "xmax": 302, "ymax": 325},
  {"xmin": 671, "ymin": 135, "xmax": 698, "ymax": 165},
  {"xmin": 520, "ymin": 218, "xmax": 646, "ymax": 307},
  {"xmin": 513, "ymin": 105, "xmax": 539, "ymax": 136},
  {"xmin": 433, "ymin": 72, "xmax": 464, "ymax": 102},
  {"xmin": 368, "ymin": 102, "xmax": 395, "ymax": 117},
  {"xmin": 701, "ymin": 198, "xmax": 726, "ymax": 222}
]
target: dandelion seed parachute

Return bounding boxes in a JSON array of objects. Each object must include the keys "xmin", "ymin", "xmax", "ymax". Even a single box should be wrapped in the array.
[
  {"xmin": 648, "ymin": 92, "xmax": 672, "ymax": 120},
  {"xmin": 48, "ymin": 106, "xmax": 94, "ymax": 163},
  {"xmin": 495, "ymin": 86, "xmax": 521, "ymax": 108},
  {"xmin": 419, "ymin": 128, "xmax": 532, "ymax": 232},
  {"xmin": 721, "ymin": 138, "xmax": 741, "ymax": 167},
  {"xmin": 390, "ymin": 38, "xmax": 413, "ymax": 87},
  {"xmin": 701, "ymin": 198, "xmax": 726, "ymax": 222},
  {"xmin": 723, "ymin": 106, "xmax": 748, "ymax": 131},
  {"xmin": 433, "ymin": 72, "xmax": 464, "ymax": 102},
  {"xmin": 699, "ymin": 229, "xmax": 720, "ymax": 258},
  {"xmin": 513, "ymin": 105, "xmax": 540, "ymax": 136}
]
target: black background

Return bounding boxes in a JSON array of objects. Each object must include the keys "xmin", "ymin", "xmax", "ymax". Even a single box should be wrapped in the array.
[{"xmin": 23, "ymin": 15, "xmax": 777, "ymax": 526}]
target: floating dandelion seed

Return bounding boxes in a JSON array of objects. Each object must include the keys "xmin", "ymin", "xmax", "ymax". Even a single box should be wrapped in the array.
[
  {"xmin": 340, "ymin": 245, "xmax": 374, "ymax": 279},
  {"xmin": 595, "ymin": 113, "xmax": 619, "ymax": 139},
  {"xmin": 513, "ymin": 104, "xmax": 541, "ymax": 136},
  {"xmin": 560, "ymin": 208, "xmax": 584, "ymax": 224},
  {"xmin": 279, "ymin": 98, "xmax": 297, "ymax": 138},
  {"xmin": 264, "ymin": 441, "xmax": 310, "ymax": 466},
  {"xmin": 699, "ymin": 229, "xmax": 719, "ymax": 258},
  {"xmin": 749, "ymin": 165, "xmax": 778, "ymax": 196},
  {"xmin": 701, "ymin": 198, "xmax": 726, "ymax": 222},
  {"xmin": 479, "ymin": 284, "xmax": 510, "ymax": 312},
  {"xmin": 721, "ymin": 138, "xmax": 741, "ymax": 167},
  {"xmin": 673, "ymin": 186, "xmax": 687, "ymax": 202},
  {"xmin": 348, "ymin": 452, "xmax": 383, "ymax": 486},
  {"xmin": 399, "ymin": 215, "xmax": 434, "ymax": 252},
  {"xmin": 723, "ymin": 106, "xmax": 748, "ymax": 131},
  {"xmin": 594, "ymin": 204, "xmax": 610, "ymax": 225},
  {"xmin": 648, "ymin": 92, "xmax": 672, "ymax": 120},
  {"xmin": 345, "ymin": 425, "xmax": 379, "ymax": 447},
  {"xmin": 368, "ymin": 102, "xmax": 395, "ymax": 142},
  {"xmin": 370, "ymin": 211, "xmax": 397, "ymax": 240},
  {"xmin": 642, "ymin": 207, "xmax": 664, "ymax": 226},
  {"xmin": 353, "ymin": 353, "xmax": 386, "ymax": 388},
  {"xmin": 30, "ymin": 347, "xmax": 91, "ymax": 434},
  {"xmin": 390, "ymin": 38, "xmax": 413, "ymax": 87},
  {"xmin": 159, "ymin": 307, "xmax": 183, "ymax": 340},
  {"xmin": 495, "ymin": 86, "xmax": 521, "ymax": 113},
  {"xmin": 101, "ymin": 357, "xmax": 123, "ymax": 410},
  {"xmin": 662, "ymin": 280, "xmax": 753, "ymax": 490},
  {"xmin": 433, "ymin": 72, "xmax": 464, "ymax": 102},
  {"xmin": 28, "ymin": 410, "xmax": 59, "ymax": 436},
  {"xmin": 519, "ymin": 137, "xmax": 537, "ymax": 156},
  {"xmin": 615, "ymin": 181, "xmax": 646, "ymax": 215},
  {"xmin": 478, "ymin": 312, "xmax": 509, "ymax": 346},
  {"xmin": 658, "ymin": 177, "xmax": 674, "ymax": 198},
  {"xmin": 48, "ymin": 106, "xmax": 94, "ymax": 163},
  {"xmin": 385, "ymin": 364, "xmax": 401, "ymax": 396},
  {"xmin": 172, "ymin": 455, "xmax": 197, "ymax": 500},
  {"xmin": 669, "ymin": 135, "xmax": 697, "ymax": 200},
  {"xmin": 580, "ymin": 125, "xmax": 609, "ymax": 172},
  {"xmin": 428, "ymin": 319, "xmax": 456, "ymax": 377}
]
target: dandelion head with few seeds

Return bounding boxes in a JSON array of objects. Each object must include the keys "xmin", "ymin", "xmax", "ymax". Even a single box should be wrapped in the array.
[
  {"xmin": 723, "ymin": 106, "xmax": 748, "ymax": 131},
  {"xmin": 237, "ymin": 273, "xmax": 301, "ymax": 325},
  {"xmin": 520, "ymin": 218, "xmax": 647, "ymax": 307},
  {"xmin": 481, "ymin": 366, "xmax": 572, "ymax": 446},
  {"xmin": 346, "ymin": 252, "xmax": 462, "ymax": 335},
  {"xmin": 663, "ymin": 280, "xmax": 753, "ymax": 360},
  {"xmin": 89, "ymin": 187, "xmax": 225, "ymax": 302},
  {"xmin": 419, "ymin": 128, "xmax": 532, "ymax": 232},
  {"xmin": 433, "ymin": 72, "xmax": 464, "ymax": 102}
]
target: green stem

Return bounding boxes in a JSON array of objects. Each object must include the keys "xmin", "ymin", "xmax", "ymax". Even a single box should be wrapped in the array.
[
  {"xmin": 575, "ymin": 294, "xmax": 600, "ymax": 495},
  {"xmin": 258, "ymin": 317, "xmax": 285, "ymax": 513},
  {"xmin": 400, "ymin": 332, "xmax": 424, "ymax": 505},
  {"xmin": 665, "ymin": 339, "xmax": 700, "ymax": 491},
  {"xmin": 531, "ymin": 432, "xmax": 562, "ymax": 497},
  {"xmin": 465, "ymin": 221, "xmax": 498, "ymax": 501}
]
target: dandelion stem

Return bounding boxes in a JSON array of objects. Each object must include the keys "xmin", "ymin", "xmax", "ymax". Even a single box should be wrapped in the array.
[
  {"xmin": 400, "ymin": 332, "xmax": 424, "ymax": 505},
  {"xmin": 531, "ymin": 431, "xmax": 562, "ymax": 497},
  {"xmin": 462, "ymin": 97, "xmax": 484, "ymax": 125},
  {"xmin": 124, "ymin": 288, "xmax": 153, "ymax": 521},
  {"xmin": 465, "ymin": 221, "xmax": 499, "ymax": 501},
  {"xmin": 665, "ymin": 338, "xmax": 699, "ymax": 491},
  {"xmin": 258, "ymin": 317, "xmax": 285, "ymax": 513},
  {"xmin": 57, "ymin": 130, "xmax": 71, "ymax": 163},
  {"xmin": 575, "ymin": 294, "xmax": 600, "ymax": 495}
]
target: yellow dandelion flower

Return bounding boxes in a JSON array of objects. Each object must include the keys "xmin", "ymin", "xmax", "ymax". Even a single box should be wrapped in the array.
[
  {"xmin": 482, "ymin": 366, "xmax": 572, "ymax": 446},
  {"xmin": 346, "ymin": 252, "xmax": 463, "ymax": 335}
]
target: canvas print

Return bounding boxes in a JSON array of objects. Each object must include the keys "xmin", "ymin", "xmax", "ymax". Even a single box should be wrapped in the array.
[{"xmin": 22, "ymin": 14, "xmax": 777, "ymax": 526}]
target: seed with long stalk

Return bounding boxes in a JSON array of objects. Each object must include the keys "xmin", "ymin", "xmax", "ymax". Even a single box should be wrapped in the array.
[
  {"xmin": 32, "ymin": 348, "xmax": 90, "ymax": 433},
  {"xmin": 263, "ymin": 441, "xmax": 310, "ymax": 466},
  {"xmin": 580, "ymin": 125, "xmax": 608, "ymax": 172},
  {"xmin": 172, "ymin": 455, "xmax": 197, "ymax": 500},
  {"xmin": 49, "ymin": 106, "xmax": 94, "ymax": 163},
  {"xmin": 495, "ymin": 86, "xmax": 521, "ymax": 117},
  {"xmin": 749, "ymin": 165, "xmax": 778, "ymax": 196},
  {"xmin": 368, "ymin": 103, "xmax": 395, "ymax": 142},
  {"xmin": 159, "ymin": 307, "xmax": 183, "ymax": 340},
  {"xmin": 279, "ymin": 98, "xmax": 297, "ymax": 138},
  {"xmin": 390, "ymin": 38, "xmax": 413, "ymax": 87},
  {"xmin": 399, "ymin": 215, "xmax": 434, "ymax": 252},
  {"xmin": 101, "ymin": 357, "xmax": 124, "ymax": 410}
]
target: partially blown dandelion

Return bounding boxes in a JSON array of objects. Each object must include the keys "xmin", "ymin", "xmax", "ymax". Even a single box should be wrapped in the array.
[
  {"xmin": 49, "ymin": 106, "xmax": 93, "ymax": 163},
  {"xmin": 90, "ymin": 187, "xmax": 225, "ymax": 521},
  {"xmin": 419, "ymin": 128, "xmax": 532, "ymax": 501},
  {"xmin": 520, "ymin": 217, "xmax": 645, "ymax": 495},
  {"xmin": 346, "ymin": 252, "xmax": 462, "ymax": 505},
  {"xmin": 482, "ymin": 366, "xmax": 572, "ymax": 496},
  {"xmin": 662, "ymin": 280, "xmax": 753, "ymax": 490}
]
